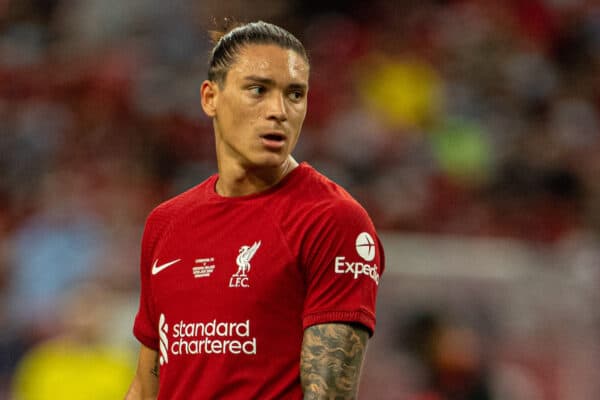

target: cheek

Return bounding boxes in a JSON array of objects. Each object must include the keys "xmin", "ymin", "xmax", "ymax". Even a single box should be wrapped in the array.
[
  {"xmin": 290, "ymin": 104, "xmax": 307, "ymax": 128},
  {"xmin": 220, "ymin": 98, "xmax": 256, "ymax": 130}
]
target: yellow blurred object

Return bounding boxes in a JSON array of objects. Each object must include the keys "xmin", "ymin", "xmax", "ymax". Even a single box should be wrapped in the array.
[
  {"xmin": 12, "ymin": 339, "xmax": 134, "ymax": 400},
  {"xmin": 358, "ymin": 56, "xmax": 443, "ymax": 130}
]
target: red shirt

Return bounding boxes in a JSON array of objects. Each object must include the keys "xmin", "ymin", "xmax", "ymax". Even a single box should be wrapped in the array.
[{"xmin": 133, "ymin": 163, "xmax": 384, "ymax": 399}]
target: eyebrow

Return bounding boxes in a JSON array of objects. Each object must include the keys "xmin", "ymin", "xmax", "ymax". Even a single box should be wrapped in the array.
[{"xmin": 243, "ymin": 75, "xmax": 308, "ymax": 91}]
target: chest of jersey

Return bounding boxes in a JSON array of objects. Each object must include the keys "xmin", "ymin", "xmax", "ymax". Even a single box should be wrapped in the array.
[
  {"xmin": 146, "ymin": 201, "xmax": 307, "ymax": 398},
  {"xmin": 148, "ymin": 202, "xmax": 304, "ymax": 324}
]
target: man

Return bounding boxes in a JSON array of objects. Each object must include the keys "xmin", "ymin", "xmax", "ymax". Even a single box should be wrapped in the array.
[{"xmin": 126, "ymin": 21, "xmax": 384, "ymax": 399}]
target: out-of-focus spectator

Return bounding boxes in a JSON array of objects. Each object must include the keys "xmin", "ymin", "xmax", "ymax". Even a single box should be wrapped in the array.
[
  {"xmin": 6, "ymin": 169, "xmax": 109, "ymax": 332},
  {"xmin": 11, "ymin": 282, "xmax": 135, "ymax": 400},
  {"xmin": 401, "ymin": 311, "xmax": 493, "ymax": 400},
  {"xmin": 397, "ymin": 310, "xmax": 546, "ymax": 400}
]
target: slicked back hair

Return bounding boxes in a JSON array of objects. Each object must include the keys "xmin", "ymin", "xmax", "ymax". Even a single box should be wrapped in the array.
[{"xmin": 207, "ymin": 21, "xmax": 309, "ymax": 87}]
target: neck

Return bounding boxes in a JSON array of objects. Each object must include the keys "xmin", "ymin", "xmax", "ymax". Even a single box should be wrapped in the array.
[{"xmin": 215, "ymin": 157, "xmax": 298, "ymax": 197}]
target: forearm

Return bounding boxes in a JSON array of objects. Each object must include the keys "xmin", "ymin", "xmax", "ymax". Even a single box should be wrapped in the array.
[
  {"xmin": 300, "ymin": 323, "xmax": 369, "ymax": 399},
  {"xmin": 124, "ymin": 344, "xmax": 160, "ymax": 400},
  {"xmin": 124, "ymin": 376, "xmax": 143, "ymax": 400}
]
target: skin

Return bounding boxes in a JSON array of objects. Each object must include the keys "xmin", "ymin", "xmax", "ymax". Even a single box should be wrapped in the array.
[
  {"xmin": 301, "ymin": 324, "xmax": 370, "ymax": 399},
  {"xmin": 125, "ymin": 43, "xmax": 370, "ymax": 399},
  {"xmin": 200, "ymin": 43, "xmax": 309, "ymax": 197},
  {"xmin": 124, "ymin": 344, "xmax": 159, "ymax": 399}
]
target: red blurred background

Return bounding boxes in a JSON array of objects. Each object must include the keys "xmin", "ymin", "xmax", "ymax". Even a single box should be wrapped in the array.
[{"xmin": 1, "ymin": 1, "xmax": 600, "ymax": 399}]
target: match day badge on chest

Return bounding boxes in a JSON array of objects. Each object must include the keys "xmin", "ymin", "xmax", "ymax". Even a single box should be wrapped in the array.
[{"xmin": 229, "ymin": 241, "xmax": 261, "ymax": 288}]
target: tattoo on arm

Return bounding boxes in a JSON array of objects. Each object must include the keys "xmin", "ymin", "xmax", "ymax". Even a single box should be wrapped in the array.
[
  {"xmin": 300, "ymin": 323, "xmax": 369, "ymax": 399},
  {"xmin": 151, "ymin": 354, "xmax": 159, "ymax": 378}
]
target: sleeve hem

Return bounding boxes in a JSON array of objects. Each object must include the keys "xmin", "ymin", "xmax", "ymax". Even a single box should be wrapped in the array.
[
  {"xmin": 303, "ymin": 309, "xmax": 376, "ymax": 337},
  {"xmin": 133, "ymin": 327, "xmax": 159, "ymax": 351}
]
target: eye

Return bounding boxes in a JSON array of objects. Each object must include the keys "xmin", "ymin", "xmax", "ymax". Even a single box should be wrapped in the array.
[
  {"xmin": 288, "ymin": 90, "xmax": 305, "ymax": 102},
  {"xmin": 248, "ymin": 86, "xmax": 265, "ymax": 96}
]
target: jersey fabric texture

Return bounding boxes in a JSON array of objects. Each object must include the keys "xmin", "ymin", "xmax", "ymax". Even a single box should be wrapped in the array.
[{"xmin": 133, "ymin": 162, "xmax": 384, "ymax": 399}]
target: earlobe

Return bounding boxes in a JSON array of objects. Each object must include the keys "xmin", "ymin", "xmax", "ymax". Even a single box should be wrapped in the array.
[{"xmin": 200, "ymin": 80, "xmax": 217, "ymax": 117}]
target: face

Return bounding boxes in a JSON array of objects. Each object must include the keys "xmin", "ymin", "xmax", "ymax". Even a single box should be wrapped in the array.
[{"xmin": 201, "ymin": 44, "xmax": 309, "ymax": 170}]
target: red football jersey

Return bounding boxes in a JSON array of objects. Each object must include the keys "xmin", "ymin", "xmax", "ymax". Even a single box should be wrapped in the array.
[{"xmin": 133, "ymin": 163, "xmax": 384, "ymax": 399}]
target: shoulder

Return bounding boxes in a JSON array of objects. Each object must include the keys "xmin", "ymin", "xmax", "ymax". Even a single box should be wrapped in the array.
[
  {"xmin": 286, "ymin": 165, "xmax": 374, "ymax": 230},
  {"xmin": 298, "ymin": 165, "xmax": 370, "ymax": 217},
  {"xmin": 296, "ymin": 164, "xmax": 350, "ymax": 198},
  {"xmin": 145, "ymin": 175, "xmax": 216, "ymax": 231}
]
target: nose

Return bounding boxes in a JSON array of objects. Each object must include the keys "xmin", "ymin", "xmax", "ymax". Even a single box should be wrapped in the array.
[{"xmin": 266, "ymin": 92, "xmax": 287, "ymax": 122}]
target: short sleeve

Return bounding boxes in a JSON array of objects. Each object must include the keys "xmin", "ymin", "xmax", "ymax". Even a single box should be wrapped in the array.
[
  {"xmin": 132, "ymin": 211, "xmax": 161, "ymax": 350},
  {"xmin": 300, "ymin": 199, "xmax": 384, "ymax": 336}
]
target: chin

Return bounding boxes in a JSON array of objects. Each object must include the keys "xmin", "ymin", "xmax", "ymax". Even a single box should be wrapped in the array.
[{"xmin": 251, "ymin": 154, "xmax": 288, "ymax": 169}]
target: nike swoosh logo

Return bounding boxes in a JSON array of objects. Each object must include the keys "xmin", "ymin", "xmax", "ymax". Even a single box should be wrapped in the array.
[{"xmin": 152, "ymin": 259, "xmax": 181, "ymax": 275}]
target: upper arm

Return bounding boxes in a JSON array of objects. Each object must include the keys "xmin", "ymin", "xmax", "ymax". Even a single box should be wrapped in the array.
[
  {"xmin": 124, "ymin": 344, "xmax": 159, "ymax": 400},
  {"xmin": 300, "ymin": 322, "xmax": 369, "ymax": 399},
  {"xmin": 300, "ymin": 199, "xmax": 383, "ymax": 335}
]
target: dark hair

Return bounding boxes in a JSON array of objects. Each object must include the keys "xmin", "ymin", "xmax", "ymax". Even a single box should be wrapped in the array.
[{"xmin": 207, "ymin": 20, "xmax": 308, "ymax": 85}]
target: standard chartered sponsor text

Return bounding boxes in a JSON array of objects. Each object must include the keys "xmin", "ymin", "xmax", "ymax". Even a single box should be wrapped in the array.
[{"xmin": 171, "ymin": 319, "xmax": 256, "ymax": 355}]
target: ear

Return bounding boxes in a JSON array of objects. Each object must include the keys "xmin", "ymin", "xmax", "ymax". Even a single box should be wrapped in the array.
[{"xmin": 200, "ymin": 80, "xmax": 218, "ymax": 117}]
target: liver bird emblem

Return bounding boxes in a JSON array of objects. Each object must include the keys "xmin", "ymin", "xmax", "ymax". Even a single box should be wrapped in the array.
[{"xmin": 234, "ymin": 241, "xmax": 261, "ymax": 276}]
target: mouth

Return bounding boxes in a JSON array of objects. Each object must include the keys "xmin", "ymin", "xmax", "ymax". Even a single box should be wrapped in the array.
[
  {"xmin": 260, "ymin": 133, "xmax": 286, "ymax": 142},
  {"xmin": 260, "ymin": 132, "xmax": 286, "ymax": 150}
]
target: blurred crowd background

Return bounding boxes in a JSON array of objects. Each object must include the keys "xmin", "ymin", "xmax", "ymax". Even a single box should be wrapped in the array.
[{"xmin": 1, "ymin": 0, "xmax": 600, "ymax": 398}]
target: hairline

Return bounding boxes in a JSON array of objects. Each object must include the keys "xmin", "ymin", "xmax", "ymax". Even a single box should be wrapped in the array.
[{"xmin": 210, "ymin": 43, "xmax": 310, "ymax": 88}]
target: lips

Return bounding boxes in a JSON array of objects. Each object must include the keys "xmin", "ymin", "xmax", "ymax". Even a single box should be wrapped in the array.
[
  {"xmin": 260, "ymin": 132, "xmax": 286, "ymax": 150},
  {"xmin": 260, "ymin": 133, "xmax": 285, "ymax": 142}
]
